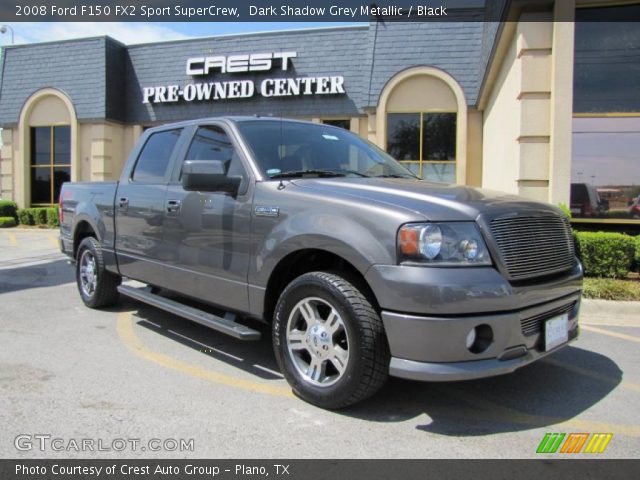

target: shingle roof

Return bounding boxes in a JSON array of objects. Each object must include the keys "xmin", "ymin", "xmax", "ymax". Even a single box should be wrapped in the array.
[{"xmin": 0, "ymin": 21, "xmax": 490, "ymax": 127}]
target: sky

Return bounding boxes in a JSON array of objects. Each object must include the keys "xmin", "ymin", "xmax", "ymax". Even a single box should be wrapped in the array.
[{"xmin": 0, "ymin": 22, "xmax": 365, "ymax": 46}]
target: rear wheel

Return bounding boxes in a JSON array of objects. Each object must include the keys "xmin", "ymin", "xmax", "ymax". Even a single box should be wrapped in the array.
[
  {"xmin": 76, "ymin": 237, "xmax": 121, "ymax": 308},
  {"xmin": 273, "ymin": 272, "xmax": 389, "ymax": 409}
]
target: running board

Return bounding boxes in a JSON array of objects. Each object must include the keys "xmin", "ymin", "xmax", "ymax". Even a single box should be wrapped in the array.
[{"xmin": 117, "ymin": 285, "xmax": 261, "ymax": 341}]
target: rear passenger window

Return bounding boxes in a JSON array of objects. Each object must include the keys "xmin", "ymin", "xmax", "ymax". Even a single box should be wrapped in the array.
[{"xmin": 132, "ymin": 129, "xmax": 182, "ymax": 183}]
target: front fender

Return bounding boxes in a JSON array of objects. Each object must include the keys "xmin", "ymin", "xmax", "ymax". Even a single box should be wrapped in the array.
[{"xmin": 251, "ymin": 211, "xmax": 396, "ymax": 287}]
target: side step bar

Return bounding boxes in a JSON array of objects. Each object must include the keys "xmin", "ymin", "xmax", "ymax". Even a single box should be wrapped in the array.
[{"xmin": 117, "ymin": 285, "xmax": 261, "ymax": 341}]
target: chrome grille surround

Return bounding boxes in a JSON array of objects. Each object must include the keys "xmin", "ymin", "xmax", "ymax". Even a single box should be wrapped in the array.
[{"xmin": 489, "ymin": 214, "xmax": 575, "ymax": 281}]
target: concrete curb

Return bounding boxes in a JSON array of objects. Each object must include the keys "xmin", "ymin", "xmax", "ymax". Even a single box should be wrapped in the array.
[{"xmin": 581, "ymin": 299, "xmax": 640, "ymax": 326}]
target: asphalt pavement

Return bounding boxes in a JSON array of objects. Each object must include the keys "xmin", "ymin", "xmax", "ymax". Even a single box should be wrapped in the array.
[{"xmin": 1, "ymin": 228, "xmax": 639, "ymax": 458}]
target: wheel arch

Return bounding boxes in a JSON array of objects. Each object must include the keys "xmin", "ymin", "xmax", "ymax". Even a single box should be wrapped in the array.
[
  {"xmin": 263, "ymin": 248, "xmax": 379, "ymax": 323},
  {"xmin": 72, "ymin": 217, "xmax": 98, "ymax": 259}
]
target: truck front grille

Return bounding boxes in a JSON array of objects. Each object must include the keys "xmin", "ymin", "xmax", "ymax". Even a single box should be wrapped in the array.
[
  {"xmin": 520, "ymin": 302, "xmax": 575, "ymax": 337},
  {"xmin": 490, "ymin": 214, "xmax": 575, "ymax": 281}
]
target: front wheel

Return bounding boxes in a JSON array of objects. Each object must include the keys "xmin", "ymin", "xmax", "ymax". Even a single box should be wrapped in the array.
[
  {"xmin": 273, "ymin": 272, "xmax": 389, "ymax": 409},
  {"xmin": 76, "ymin": 237, "xmax": 121, "ymax": 308}
]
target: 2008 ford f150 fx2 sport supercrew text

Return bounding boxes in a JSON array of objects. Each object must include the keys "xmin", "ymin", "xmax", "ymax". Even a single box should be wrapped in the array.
[{"xmin": 60, "ymin": 117, "xmax": 583, "ymax": 408}]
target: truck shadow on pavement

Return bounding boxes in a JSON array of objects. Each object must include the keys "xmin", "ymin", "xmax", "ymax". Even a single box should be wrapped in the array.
[
  {"xmin": 0, "ymin": 258, "xmax": 74, "ymax": 294},
  {"xmin": 347, "ymin": 345, "xmax": 623, "ymax": 436},
  {"xmin": 114, "ymin": 301, "xmax": 623, "ymax": 436}
]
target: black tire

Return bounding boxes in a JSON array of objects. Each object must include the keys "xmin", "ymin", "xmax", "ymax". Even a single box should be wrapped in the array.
[
  {"xmin": 76, "ymin": 237, "xmax": 121, "ymax": 308},
  {"xmin": 272, "ymin": 272, "xmax": 389, "ymax": 409}
]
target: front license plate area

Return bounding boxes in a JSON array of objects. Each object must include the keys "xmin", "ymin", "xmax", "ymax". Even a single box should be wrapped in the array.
[{"xmin": 545, "ymin": 313, "xmax": 569, "ymax": 351}]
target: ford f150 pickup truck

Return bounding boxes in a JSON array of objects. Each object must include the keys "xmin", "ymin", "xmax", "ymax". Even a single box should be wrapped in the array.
[{"xmin": 60, "ymin": 117, "xmax": 583, "ymax": 409}]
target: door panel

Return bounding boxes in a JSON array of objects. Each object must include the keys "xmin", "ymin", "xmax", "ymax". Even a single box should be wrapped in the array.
[
  {"xmin": 161, "ymin": 125, "xmax": 253, "ymax": 313},
  {"xmin": 115, "ymin": 183, "xmax": 168, "ymax": 281},
  {"xmin": 115, "ymin": 128, "xmax": 183, "ymax": 283}
]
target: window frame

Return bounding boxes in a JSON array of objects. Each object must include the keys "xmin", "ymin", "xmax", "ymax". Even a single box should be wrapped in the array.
[
  {"xmin": 30, "ymin": 125, "xmax": 71, "ymax": 206},
  {"xmin": 386, "ymin": 111, "xmax": 457, "ymax": 181}
]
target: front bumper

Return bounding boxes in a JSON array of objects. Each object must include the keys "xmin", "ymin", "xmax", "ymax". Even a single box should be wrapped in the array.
[{"xmin": 383, "ymin": 293, "xmax": 580, "ymax": 382}]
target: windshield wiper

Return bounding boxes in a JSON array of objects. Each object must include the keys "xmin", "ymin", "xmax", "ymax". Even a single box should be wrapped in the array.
[
  {"xmin": 269, "ymin": 169, "xmax": 369, "ymax": 179},
  {"xmin": 374, "ymin": 173, "xmax": 419, "ymax": 179}
]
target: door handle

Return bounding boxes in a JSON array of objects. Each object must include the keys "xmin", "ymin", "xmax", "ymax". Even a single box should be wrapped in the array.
[
  {"xmin": 118, "ymin": 197, "xmax": 129, "ymax": 209},
  {"xmin": 166, "ymin": 199, "xmax": 181, "ymax": 213}
]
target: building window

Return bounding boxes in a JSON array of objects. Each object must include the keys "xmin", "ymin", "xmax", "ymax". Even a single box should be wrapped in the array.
[
  {"xmin": 322, "ymin": 119, "xmax": 351, "ymax": 130},
  {"xmin": 571, "ymin": 5, "xmax": 640, "ymax": 222},
  {"xmin": 386, "ymin": 112, "xmax": 456, "ymax": 182},
  {"xmin": 30, "ymin": 126, "xmax": 71, "ymax": 205},
  {"xmin": 571, "ymin": 117, "xmax": 640, "ymax": 220},
  {"xmin": 574, "ymin": 5, "xmax": 640, "ymax": 114}
]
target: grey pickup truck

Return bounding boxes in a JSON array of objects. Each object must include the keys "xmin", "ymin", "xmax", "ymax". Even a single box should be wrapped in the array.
[{"xmin": 60, "ymin": 117, "xmax": 583, "ymax": 409}]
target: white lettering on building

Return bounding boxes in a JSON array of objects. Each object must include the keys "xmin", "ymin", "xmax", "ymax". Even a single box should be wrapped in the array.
[
  {"xmin": 142, "ymin": 51, "xmax": 346, "ymax": 104},
  {"xmin": 186, "ymin": 52, "xmax": 297, "ymax": 75}
]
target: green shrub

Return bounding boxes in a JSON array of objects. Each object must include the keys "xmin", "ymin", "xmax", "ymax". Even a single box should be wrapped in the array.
[
  {"xmin": 34, "ymin": 208, "xmax": 48, "ymax": 225},
  {"xmin": 17, "ymin": 208, "xmax": 34, "ymax": 226},
  {"xmin": 575, "ymin": 231, "xmax": 635, "ymax": 278},
  {"xmin": 46, "ymin": 207, "xmax": 59, "ymax": 227},
  {"xmin": 557, "ymin": 203, "xmax": 572, "ymax": 219},
  {"xmin": 0, "ymin": 216, "xmax": 16, "ymax": 228},
  {"xmin": 0, "ymin": 200, "xmax": 18, "ymax": 221},
  {"xmin": 635, "ymin": 235, "xmax": 640, "ymax": 272},
  {"xmin": 16, "ymin": 207, "xmax": 59, "ymax": 227}
]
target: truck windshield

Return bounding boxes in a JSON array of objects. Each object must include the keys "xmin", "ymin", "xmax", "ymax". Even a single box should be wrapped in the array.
[{"xmin": 236, "ymin": 120, "xmax": 418, "ymax": 180}]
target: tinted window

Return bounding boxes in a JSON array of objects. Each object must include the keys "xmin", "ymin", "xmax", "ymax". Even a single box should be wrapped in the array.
[
  {"xmin": 54, "ymin": 126, "xmax": 71, "ymax": 165},
  {"xmin": 183, "ymin": 126, "xmax": 246, "ymax": 179},
  {"xmin": 186, "ymin": 126, "xmax": 233, "ymax": 163},
  {"xmin": 571, "ymin": 117, "xmax": 640, "ymax": 220},
  {"xmin": 422, "ymin": 113, "xmax": 456, "ymax": 161},
  {"xmin": 132, "ymin": 129, "xmax": 182, "ymax": 183},
  {"xmin": 387, "ymin": 114, "xmax": 419, "ymax": 160},
  {"xmin": 574, "ymin": 6, "xmax": 640, "ymax": 113},
  {"xmin": 31, "ymin": 127, "xmax": 51, "ymax": 166},
  {"xmin": 30, "ymin": 125, "xmax": 71, "ymax": 205},
  {"xmin": 387, "ymin": 112, "xmax": 457, "ymax": 182},
  {"xmin": 322, "ymin": 119, "xmax": 351, "ymax": 130}
]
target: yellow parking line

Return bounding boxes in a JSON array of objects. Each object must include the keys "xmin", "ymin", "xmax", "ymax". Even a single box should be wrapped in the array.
[
  {"xmin": 7, "ymin": 232, "xmax": 17, "ymax": 246},
  {"xmin": 582, "ymin": 325, "xmax": 640, "ymax": 344},
  {"xmin": 47, "ymin": 235, "xmax": 59, "ymax": 248},
  {"xmin": 116, "ymin": 312, "xmax": 294, "ymax": 399}
]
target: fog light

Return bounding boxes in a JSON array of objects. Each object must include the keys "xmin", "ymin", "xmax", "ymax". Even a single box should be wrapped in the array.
[
  {"xmin": 465, "ymin": 328, "xmax": 476, "ymax": 349},
  {"xmin": 466, "ymin": 324, "xmax": 494, "ymax": 354}
]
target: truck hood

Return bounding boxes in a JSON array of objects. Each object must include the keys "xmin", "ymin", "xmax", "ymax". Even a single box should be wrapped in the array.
[{"xmin": 292, "ymin": 177, "xmax": 561, "ymax": 221}]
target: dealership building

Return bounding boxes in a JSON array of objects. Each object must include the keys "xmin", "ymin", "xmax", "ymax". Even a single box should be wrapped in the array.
[{"xmin": 0, "ymin": 0, "xmax": 638, "ymax": 226}]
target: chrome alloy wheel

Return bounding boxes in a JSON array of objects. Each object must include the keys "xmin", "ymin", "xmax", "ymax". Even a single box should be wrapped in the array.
[
  {"xmin": 286, "ymin": 297, "xmax": 350, "ymax": 387},
  {"xmin": 79, "ymin": 249, "xmax": 97, "ymax": 298}
]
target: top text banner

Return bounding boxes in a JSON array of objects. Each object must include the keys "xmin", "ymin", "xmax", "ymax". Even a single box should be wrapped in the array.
[{"xmin": 2, "ymin": 0, "xmax": 511, "ymax": 22}]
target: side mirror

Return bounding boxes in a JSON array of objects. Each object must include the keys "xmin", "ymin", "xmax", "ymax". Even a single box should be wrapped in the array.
[{"xmin": 182, "ymin": 160, "xmax": 241, "ymax": 194}]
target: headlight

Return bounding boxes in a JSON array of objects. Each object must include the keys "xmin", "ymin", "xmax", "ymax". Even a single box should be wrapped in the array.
[{"xmin": 398, "ymin": 222, "xmax": 492, "ymax": 266}]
